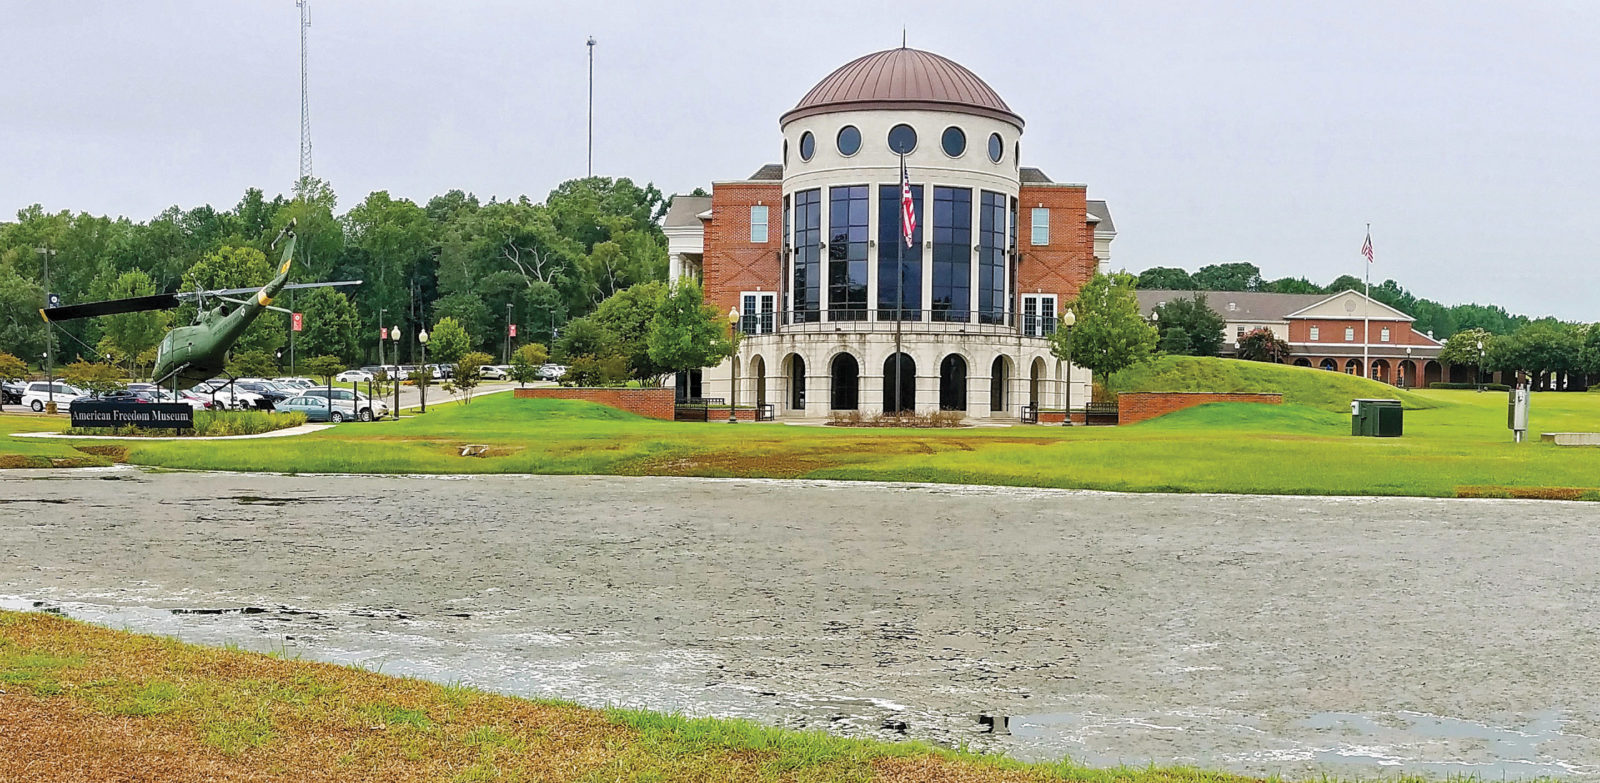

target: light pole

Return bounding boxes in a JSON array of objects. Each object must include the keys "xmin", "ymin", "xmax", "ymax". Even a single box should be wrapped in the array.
[
  {"xmin": 36, "ymin": 247, "xmax": 56, "ymax": 409},
  {"xmin": 417, "ymin": 328, "xmax": 429, "ymax": 414},
  {"xmin": 1404, "ymin": 346, "xmax": 1413, "ymax": 388},
  {"xmin": 1060, "ymin": 309, "xmax": 1076, "ymax": 426},
  {"xmin": 586, "ymin": 36, "xmax": 596, "ymax": 178},
  {"xmin": 727, "ymin": 306, "xmax": 740, "ymax": 424},
  {"xmin": 378, "ymin": 308, "xmax": 387, "ymax": 374},
  {"xmin": 505, "ymin": 303, "xmax": 513, "ymax": 365},
  {"xmin": 390, "ymin": 325, "xmax": 401, "ymax": 418},
  {"xmin": 1476, "ymin": 338, "xmax": 1486, "ymax": 392}
]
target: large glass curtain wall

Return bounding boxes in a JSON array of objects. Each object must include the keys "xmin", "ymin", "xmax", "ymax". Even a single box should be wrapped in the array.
[
  {"xmin": 791, "ymin": 189, "xmax": 821, "ymax": 322},
  {"xmin": 978, "ymin": 191, "xmax": 1007, "ymax": 324},
  {"xmin": 877, "ymin": 184, "xmax": 923, "ymax": 320},
  {"xmin": 827, "ymin": 186, "xmax": 869, "ymax": 320},
  {"xmin": 931, "ymin": 187, "xmax": 972, "ymax": 322}
]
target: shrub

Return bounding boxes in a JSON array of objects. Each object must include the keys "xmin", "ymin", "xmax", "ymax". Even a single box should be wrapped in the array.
[
  {"xmin": 563, "ymin": 354, "xmax": 630, "ymax": 387},
  {"xmin": 826, "ymin": 410, "xmax": 967, "ymax": 428},
  {"xmin": 1428, "ymin": 382, "xmax": 1511, "ymax": 392}
]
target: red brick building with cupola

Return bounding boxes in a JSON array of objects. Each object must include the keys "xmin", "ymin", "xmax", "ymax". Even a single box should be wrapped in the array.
[{"xmin": 663, "ymin": 47, "xmax": 1113, "ymax": 420}]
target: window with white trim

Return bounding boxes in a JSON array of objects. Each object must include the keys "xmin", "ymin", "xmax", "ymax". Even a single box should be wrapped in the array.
[
  {"xmin": 749, "ymin": 205, "xmax": 769, "ymax": 243},
  {"xmin": 1021, "ymin": 294, "xmax": 1057, "ymax": 337},
  {"xmin": 1345, "ymin": 326, "xmax": 1355, "ymax": 341},
  {"xmin": 1380, "ymin": 327, "xmax": 1390, "ymax": 342},
  {"xmin": 1030, "ymin": 207, "xmax": 1049, "ymax": 245},
  {"xmin": 1310, "ymin": 326, "xmax": 1320, "ymax": 341},
  {"xmin": 740, "ymin": 292, "xmax": 776, "ymax": 335}
]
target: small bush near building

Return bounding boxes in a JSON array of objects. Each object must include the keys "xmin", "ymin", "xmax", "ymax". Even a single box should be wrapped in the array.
[
  {"xmin": 826, "ymin": 410, "xmax": 966, "ymax": 428},
  {"xmin": 1428, "ymin": 382, "xmax": 1511, "ymax": 392}
]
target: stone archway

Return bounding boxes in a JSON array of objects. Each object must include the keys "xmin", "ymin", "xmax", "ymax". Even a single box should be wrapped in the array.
[
  {"xmin": 783, "ymin": 353, "xmax": 806, "ymax": 411},
  {"xmin": 1029, "ymin": 357, "xmax": 1045, "ymax": 408},
  {"xmin": 1319, "ymin": 358, "xmax": 1338, "ymax": 372},
  {"xmin": 1398, "ymin": 360, "xmax": 1417, "ymax": 388},
  {"xmin": 1424, "ymin": 360, "xmax": 1443, "ymax": 387},
  {"xmin": 751, "ymin": 356, "xmax": 767, "ymax": 408},
  {"xmin": 1293, "ymin": 358, "xmax": 1312, "ymax": 368},
  {"xmin": 882, "ymin": 353, "xmax": 915, "ymax": 414},
  {"xmin": 989, "ymin": 355, "xmax": 1011, "ymax": 412},
  {"xmin": 939, "ymin": 354, "xmax": 968, "ymax": 412},
  {"xmin": 1345, "ymin": 358, "xmax": 1363, "ymax": 376},
  {"xmin": 830, "ymin": 353, "xmax": 859, "ymax": 411},
  {"xmin": 1371, "ymin": 359, "xmax": 1391, "ymax": 384}
]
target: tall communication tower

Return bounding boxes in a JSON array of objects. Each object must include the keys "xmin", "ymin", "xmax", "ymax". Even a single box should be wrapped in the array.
[{"xmin": 297, "ymin": 0, "xmax": 313, "ymax": 182}]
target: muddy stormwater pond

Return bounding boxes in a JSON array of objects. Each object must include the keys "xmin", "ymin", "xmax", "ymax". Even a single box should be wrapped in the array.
[{"xmin": 4, "ymin": 468, "xmax": 1599, "ymax": 779}]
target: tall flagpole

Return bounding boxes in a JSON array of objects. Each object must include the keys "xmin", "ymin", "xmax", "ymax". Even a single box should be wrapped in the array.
[
  {"xmin": 1363, "ymin": 222, "xmax": 1371, "ymax": 379},
  {"xmin": 895, "ymin": 152, "xmax": 904, "ymax": 415}
]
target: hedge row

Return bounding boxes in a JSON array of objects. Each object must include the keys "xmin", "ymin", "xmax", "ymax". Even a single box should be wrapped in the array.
[{"xmin": 1428, "ymin": 382, "xmax": 1511, "ymax": 392}]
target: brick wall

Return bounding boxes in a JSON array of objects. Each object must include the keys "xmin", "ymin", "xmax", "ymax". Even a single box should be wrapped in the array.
[
  {"xmin": 704, "ymin": 182, "xmax": 783, "ymax": 315},
  {"xmin": 513, "ymin": 387, "xmax": 676, "ymax": 420},
  {"xmin": 1116, "ymin": 392, "xmax": 1283, "ymax": 425},
  {"xmin": 1016, "ymin": 185, "xmax": 1097, "ymax": 309}
]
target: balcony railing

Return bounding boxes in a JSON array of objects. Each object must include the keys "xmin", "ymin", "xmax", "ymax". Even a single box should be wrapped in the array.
[{"xmin": 749, "ymin": 309, "xmax": 1058, "ymax": 338}]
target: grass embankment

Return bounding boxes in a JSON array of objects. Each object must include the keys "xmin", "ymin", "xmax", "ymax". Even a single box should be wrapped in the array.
[
  {"xmin": 3, "ymin": 357, "xmax": 1599, "ymax": 498},
  {"xmin": 0, "ymin": 610, "xmax": 1256, "ymax": 783},
  {"xmin": 1108, "ymin": 355, "xmax": 1439, "ymax": 411}
]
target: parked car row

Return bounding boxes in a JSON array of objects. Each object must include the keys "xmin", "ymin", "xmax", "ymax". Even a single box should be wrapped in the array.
[{"xmin": 8, "ymin": 375, "xmax": 390, "ymax": 425}]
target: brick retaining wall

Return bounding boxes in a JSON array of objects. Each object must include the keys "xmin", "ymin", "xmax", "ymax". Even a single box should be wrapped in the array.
[
  {"xmin": 1117, "ymin": 392, "xmax": 1283, "ymax": 425},
  {"xmin": 513, "ymin": 387, "xmax": 676, "ymax": 420}
]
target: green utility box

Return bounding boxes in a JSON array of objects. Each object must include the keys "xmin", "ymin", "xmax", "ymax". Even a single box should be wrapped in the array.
[{"xmin": 1351, "ymin": 398, "xmax": 1404, "ymax": 437}]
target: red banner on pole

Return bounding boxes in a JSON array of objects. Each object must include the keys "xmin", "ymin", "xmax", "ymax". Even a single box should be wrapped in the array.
[
  {"xmin": 509, "ymin": 324, "xmax": 517, "ymax": 337},
  {"xmin": 381, "ymin": 326, "xmax": 388, "ymax": 340},
  {"xmin": 291, "ymin": 312, "xmax": 303, "ymax": 332}
]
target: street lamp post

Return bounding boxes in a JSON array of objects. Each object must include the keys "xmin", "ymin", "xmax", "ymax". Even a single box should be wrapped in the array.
[
  {"xmin": 1405, "ymin": 346, "xmax": 1413, "ymax": 388},
  {"xmin": 1476, "ymin": 338, "xmax": 1486, "ymax": 392},
  {"xmin": 1060, "ymin": 309, "xmax": 1077, "ymax": 426},
  {"xmin": 505, "ymin": 303, "xmax": 513, "ymax": 365},
  {"xmin": 36, "ymin": 247, "xmax": 57, "ymax": 409},
  {"xmin": 727, "ymin": 306, "xmax": 740, "ymax": 424},
  {"xmin": 390, "ymin": 325, "xmax": 401, "ymax": 418},
  {"xmin": 417, "ymin": 328, "xmax": 429, "ymax": 414},
  {"xmin": 378, "ymin": 308, "xmax": 387, "ymax": 374}
]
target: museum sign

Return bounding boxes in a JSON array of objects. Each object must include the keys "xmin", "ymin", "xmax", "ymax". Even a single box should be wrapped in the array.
[{"xmin": 70, "ymin": 402, "xmax": 194, "ymax": 430}]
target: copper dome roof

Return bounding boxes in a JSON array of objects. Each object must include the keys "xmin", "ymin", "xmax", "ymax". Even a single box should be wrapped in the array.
[{"xmin": 781, "ymin": 48, "xmax": 1022, "ymax": 128}]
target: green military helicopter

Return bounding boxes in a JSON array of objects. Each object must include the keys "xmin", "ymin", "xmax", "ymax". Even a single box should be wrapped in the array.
[{"xmin": 40, "ymin": 220, "xmax": 360, "ymax": 390}]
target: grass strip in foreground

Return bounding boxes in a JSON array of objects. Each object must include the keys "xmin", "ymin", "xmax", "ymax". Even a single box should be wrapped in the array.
[{"xmin": 2, "ymin": 610, "xmax": 1276, "ymax": 782}]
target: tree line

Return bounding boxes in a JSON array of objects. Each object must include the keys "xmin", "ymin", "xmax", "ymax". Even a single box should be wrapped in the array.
[
  {"xmin": 1136, "ymin": 261, "xmax": 1539, "ymax": 340},
  {"xmin": 0, "ymin": 175, "xmax": 668, "ymax": 377}
]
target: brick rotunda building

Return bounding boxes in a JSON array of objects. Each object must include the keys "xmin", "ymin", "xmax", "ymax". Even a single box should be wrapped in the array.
[{"xmin": 664, "ymin": 47, "xmax": 1115, "ymax": 420}]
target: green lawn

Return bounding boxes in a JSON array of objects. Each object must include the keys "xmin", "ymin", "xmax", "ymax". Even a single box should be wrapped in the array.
[{"xmin": 4, "ymin": 362, "xmax": 1598, "ymax": 498}]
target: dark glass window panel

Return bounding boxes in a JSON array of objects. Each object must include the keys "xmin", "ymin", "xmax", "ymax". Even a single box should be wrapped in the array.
[
  {"xmin": 827, "ymin": 186, "xmax": 869, "ymax": 320},
  {"xmin": 988, "ymin": 133, "xmax": 1003, "ymax": 163},
  {"xmin": 836, "ymin": 125, "xmax": 861, "ymax": 156},
  {"xmin": 792, "ymin": 189, "xmax": 821, "ymax": 322},
  {"xmin": 978, "ymin": 191, "xmax": 1007, "ymax": 324},
  {"xmin": 888, "ymin": 124, "xmax": 917, "ymax": 154},
  {"xmin": 800, "ymin": 131, "xmax": 815, "ymax": 161},
  {"xmin": 941, "ymin": 126, "xmax": 966, "ymax": 157},
  {"xmin": 877, "ymin": 184, "xmax": 922, "ymax": 319},
  {"xmin": 931, "ymin": 186, "xmax": 971, "ymax": 322}
]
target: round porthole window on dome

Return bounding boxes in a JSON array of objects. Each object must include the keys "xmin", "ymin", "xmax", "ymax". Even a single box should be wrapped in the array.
[
  {"xmin": 836, "ymin": 125, "xmax": 861, "ymax": 156},
  {"xmin": 940, "ymin": 126, "xmax": 966, "ymax": 157},
  {"xmin": 988, "ymin": 133, "xmax": 1004, "ymax": 163},
  {"xmin": 799, "ymin": 131, "xmax": 815, "ymax": 161},
  {"xmin": 888, "ymin": 124, "xmax": 917, "ymax": 155}
]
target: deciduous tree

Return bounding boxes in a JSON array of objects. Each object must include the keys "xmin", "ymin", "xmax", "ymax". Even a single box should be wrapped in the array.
[
  {"xmin": 427, "ymin": 316, "xmax": 471, "ymax": 365},
  {"xmin": 510, "ymin": 343, "xmax": 549, "ymax": 387},
  {"xmin": 1152, "ymin": 294, "xmax": 1224, "ymax": 356},
  {"xmin": 1236, "ymin": 328, "xmax": 1292, "ymax": 363},
  {"xmin": 1051, "ymin": 272, "xmax": 1157, "ymax": 388},
  {"xmin": 647, "ymin": 280, "xmax": 734, "ymax": 378}
]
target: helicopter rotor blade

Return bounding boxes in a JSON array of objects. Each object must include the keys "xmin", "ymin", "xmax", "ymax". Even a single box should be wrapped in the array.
[
  {"xmin": 189, "ymin": 280, "xmax": 363, "ymax": 299},
  {"xmin": 41, "ymin": 293, "xmax": 181, "ymax": 322}
]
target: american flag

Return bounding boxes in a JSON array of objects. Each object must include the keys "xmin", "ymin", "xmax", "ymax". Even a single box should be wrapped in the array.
[
  {"xmin": 1361, "ymin": 230, "xmax": 1374, "ymax": 263},
  {"xmin": 900, "ymin": 155, "xmax": 916, "ymax": 248}
]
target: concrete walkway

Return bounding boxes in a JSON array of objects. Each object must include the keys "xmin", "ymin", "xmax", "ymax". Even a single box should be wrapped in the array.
[{"xmin": 14, "ymin": 423, "xmax": 335, "ymax": 441}]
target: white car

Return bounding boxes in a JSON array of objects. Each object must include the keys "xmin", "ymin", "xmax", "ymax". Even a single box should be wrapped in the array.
[
  {"xmin": 538, "ymin": 363, "xmax": 567, "ymax": 381},
  {"xmin": 479, "ymin": 365, "xmax": 508, "ymax": 380},
  {"xmin": 22, "ymin": 382, "xmax": 87, "ymax": 412},
  {"xmin": 273, "ymin": 377, "xmax": 318, "ymax": 389},
  {"xmin": 335, "ymin": 370, "xmax": 374, "ymax": 383},
  {"xmin": 190, "ymin": 384, "xmax": 266, "ymax": 411}
]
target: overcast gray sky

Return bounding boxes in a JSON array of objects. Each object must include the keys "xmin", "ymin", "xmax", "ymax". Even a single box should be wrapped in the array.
[{"xmin": 4, "ymin": 0, "xmax": 1596, "ymax": 320}]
